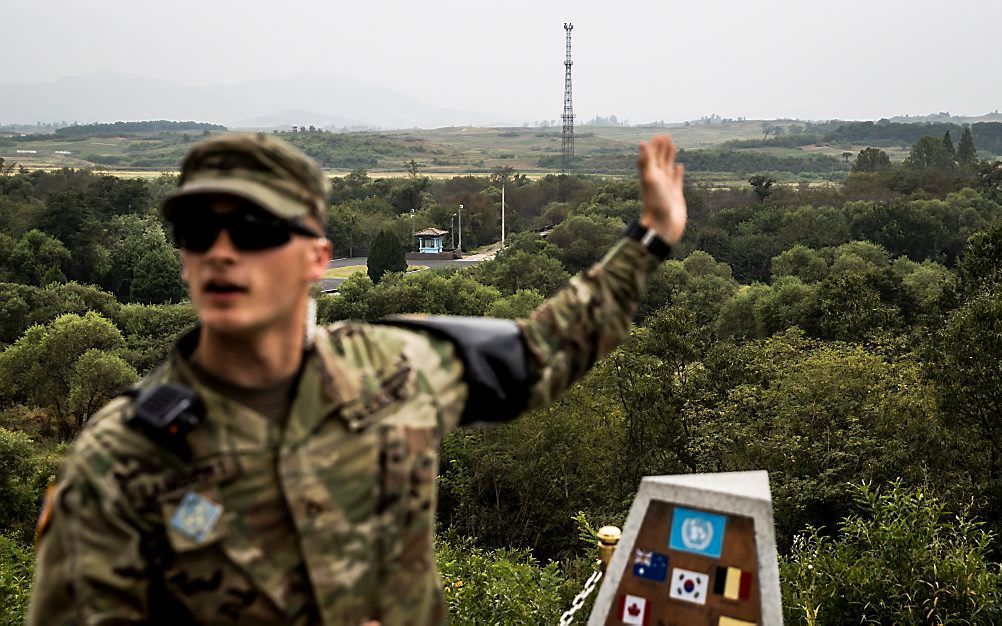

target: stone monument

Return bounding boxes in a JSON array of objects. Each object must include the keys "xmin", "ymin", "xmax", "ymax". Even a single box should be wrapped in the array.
[{"xmin": 587, "ymin": 471, "xmax": 782, "ymax": 626}]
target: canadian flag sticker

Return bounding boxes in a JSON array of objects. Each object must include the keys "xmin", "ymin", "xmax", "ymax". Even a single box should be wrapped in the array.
[
  {"xmin": 618, "ymin": 593, "xmax": 649, "ymax": 625},
  {"xmin": 669, "ymin": 567, "xmax": 709, "ymax": 605}
]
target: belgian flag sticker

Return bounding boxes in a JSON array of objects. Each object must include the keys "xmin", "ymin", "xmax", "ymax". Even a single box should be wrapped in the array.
[{"xmin": 713, "ymin": 566, "xmax": 752, "ymax": 601}]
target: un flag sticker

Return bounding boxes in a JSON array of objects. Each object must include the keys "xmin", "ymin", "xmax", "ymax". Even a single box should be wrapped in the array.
[
  {"xmin": 170, "ymin": 491, "xmax": 223, "ymax": 543},
  {"xmin": 668, "ymin": 507, "xmax": 726, "ymax": 559}
]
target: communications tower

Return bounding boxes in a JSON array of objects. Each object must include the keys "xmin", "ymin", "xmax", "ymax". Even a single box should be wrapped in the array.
[{"xmin": 561, "ymin": 22, "xmax": 574, "ymax": 173}]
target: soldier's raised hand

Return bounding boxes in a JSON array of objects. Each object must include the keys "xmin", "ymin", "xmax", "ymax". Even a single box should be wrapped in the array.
[{"xmin": 637, "ymin": 135, "xmax": 687, "ymax": 245}]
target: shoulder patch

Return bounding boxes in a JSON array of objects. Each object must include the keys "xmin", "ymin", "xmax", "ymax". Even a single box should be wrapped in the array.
[
  {"xmin": 34, "ymin": 483, "xmax": 58, "ymax": 545},
  {"xmin": 170, "ymin": 491, "xmax": 223, "ymax": 543}
]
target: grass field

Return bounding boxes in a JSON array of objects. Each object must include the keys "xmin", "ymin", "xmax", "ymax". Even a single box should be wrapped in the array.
[
  {"xmin": 0, "ymin": 120, "xmax": 905, "ymax": 180},
  {"xmin": 0, "ymin": 121, "xmax": 780, "ymax": 172},
  {"xmin": 324, "ymin": 265, "xmax": 427, "ymax": 279}
]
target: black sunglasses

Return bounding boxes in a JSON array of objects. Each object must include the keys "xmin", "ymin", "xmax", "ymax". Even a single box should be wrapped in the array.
[{"xmin": 169, "ymin": 202, "xmax": 322, "ymax": 252}]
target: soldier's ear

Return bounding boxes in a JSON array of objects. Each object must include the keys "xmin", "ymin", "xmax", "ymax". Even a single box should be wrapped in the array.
[{"xmin": 306, "ymin": 237, "xmax": 332, "ymax": 281}]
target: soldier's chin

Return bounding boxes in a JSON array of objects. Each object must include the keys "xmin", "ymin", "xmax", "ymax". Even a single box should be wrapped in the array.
[{"xmin": 198, "ymin": 311, "xmax": 259, "ymax": 336}]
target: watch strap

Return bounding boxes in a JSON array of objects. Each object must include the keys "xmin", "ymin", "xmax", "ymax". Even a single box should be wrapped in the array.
[{"xmin": 623, "ymin": 220, "xmax": 672, "ymax": 260}]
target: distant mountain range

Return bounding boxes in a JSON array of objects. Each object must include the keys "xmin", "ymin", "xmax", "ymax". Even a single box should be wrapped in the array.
[{"xmin": 0, "ymin": 72, "xmax": 508, "ymax": 129}]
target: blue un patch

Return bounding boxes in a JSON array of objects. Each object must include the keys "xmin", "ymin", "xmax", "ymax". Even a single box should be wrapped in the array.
[{"xmin": 170, "ymin": 491, "xmax": 222, "ymax": 542}]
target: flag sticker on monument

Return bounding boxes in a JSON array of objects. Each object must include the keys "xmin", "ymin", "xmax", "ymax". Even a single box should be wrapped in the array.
[
  {"xmin": 617, "ymin": 594, "xmax": 650, "ymax": 625},
  {"xmin": 632, "ymin": 549, "xmax": 668, "ymax": 582},
  {"xmin": 714, "ymin": 566, "xmax": 752, "ymax": 600},
  {"xmin": 668, "ymin": 506, "xmax": 726, "ymax": 558},
  {"xmin": 668, "ymin": 567, "xmax": 709, "ymax": 605}
]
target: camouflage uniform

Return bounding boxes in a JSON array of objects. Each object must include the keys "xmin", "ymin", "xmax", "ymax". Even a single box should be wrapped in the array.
[{"xmin": 28, "ymin": 134, "xmax": 663, "ymax": 626}]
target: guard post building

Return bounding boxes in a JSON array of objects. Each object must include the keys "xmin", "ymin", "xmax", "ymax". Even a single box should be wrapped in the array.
[{"xmin": 415, "ymin": 227, "xmax": 449, "ymax": 254}]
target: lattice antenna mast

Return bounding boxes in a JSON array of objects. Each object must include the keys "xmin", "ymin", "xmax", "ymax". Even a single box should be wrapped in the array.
[{"xmin": 561, "ymin": 22, "xmax": 574, "ymax": 174}]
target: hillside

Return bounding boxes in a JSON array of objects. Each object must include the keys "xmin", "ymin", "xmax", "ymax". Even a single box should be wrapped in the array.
[{"xmin": 3, "ymin": 118, "xmax": 1000, "ymax": 185}]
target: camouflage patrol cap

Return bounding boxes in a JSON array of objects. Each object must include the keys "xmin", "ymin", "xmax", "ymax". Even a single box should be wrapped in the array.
[{"xmin": 162, "ymin": 133, "xmax": 330, "ymax": 224}]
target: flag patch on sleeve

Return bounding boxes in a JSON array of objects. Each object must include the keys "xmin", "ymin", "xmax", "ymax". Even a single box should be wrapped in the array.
[{"xmin": 170, "ymin": 491, "xmax": 222, "ymax": 542}]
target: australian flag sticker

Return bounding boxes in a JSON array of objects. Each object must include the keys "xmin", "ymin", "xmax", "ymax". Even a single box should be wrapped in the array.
[
  {"xmin": 669, "ymin": 507, "xmax": 727, "ymax": 559},
  {"xmin": 632, "ymin": 549, "xmax": 668, "ymax": 582}
]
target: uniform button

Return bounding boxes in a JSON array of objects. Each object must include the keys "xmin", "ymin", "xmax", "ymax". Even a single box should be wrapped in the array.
[{"xmin": 304, "ymin": 499, "xmax": 325, "ymax": 518}]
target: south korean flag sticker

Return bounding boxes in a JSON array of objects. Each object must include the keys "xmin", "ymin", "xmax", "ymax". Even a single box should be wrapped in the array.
[{"xmin": 669, "ymin": 567, "xmax": 709, "ymax": 605}]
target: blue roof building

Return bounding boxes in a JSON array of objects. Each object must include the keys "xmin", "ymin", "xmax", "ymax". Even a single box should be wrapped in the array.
[{"xmin": 415, "ymin": 227, "xmax": 449, "ymax": 254}]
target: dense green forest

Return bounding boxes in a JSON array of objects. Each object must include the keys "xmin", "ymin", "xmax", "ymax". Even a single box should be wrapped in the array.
[
  {"xmin": 3, "ymin": 131, "xmax": 1002, "ymax": 624},
  {"xmin": 727, "ymin": 120, "xmax": 1002, "ymax": 154},
  {"xmin": 35, "ymin": 121, "xmax": 226, "ymax": 139}
]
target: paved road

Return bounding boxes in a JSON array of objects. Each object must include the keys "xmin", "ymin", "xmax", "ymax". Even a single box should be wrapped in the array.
[
  {"xmin": 320, "ymin": 256, "xmax": 485, "ymax": 292},
  {"xmin": 327, "ymin": 257, "xmax": 482, "ymax": 269}
]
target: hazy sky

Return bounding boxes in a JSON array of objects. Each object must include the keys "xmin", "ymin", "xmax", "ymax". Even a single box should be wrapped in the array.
[{"xmin": 6, "ymin": 0, "xmax": 1001, "ymax": 123}]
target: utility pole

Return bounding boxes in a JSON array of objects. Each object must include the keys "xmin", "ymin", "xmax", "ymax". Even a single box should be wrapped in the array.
[
  {"xmin": 458, "ymin": 203, "xmax": 463, "ymax": 254},
  {"xmin": 501, "ymin": 182, "xmax": 505, "ymax": 247},
  {"xmin": 561, "ymin": 22, "xmax": 575, "ymax": 174},
  {"xmin": 349, "ymin": 212, "xmax": 355, "ymax": 258},
  {"xmin": 451, "ymin": 213, "xmax": 456, "ymax": 250}
]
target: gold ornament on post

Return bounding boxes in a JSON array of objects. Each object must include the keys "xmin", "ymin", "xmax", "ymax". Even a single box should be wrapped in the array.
[{"xmin": 597, "ymin": 525, "xmax": 621, "ymax": 570}]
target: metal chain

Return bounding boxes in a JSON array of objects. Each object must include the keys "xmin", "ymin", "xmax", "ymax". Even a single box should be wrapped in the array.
[{"xmin": 558, "ymin": 560, "xmax": 604, "ymax": 626}]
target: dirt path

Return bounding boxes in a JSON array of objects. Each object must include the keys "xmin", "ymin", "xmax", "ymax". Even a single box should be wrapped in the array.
[{"xmin": 461, "ymin": 241, "xmax": 503, "ymax": 262}]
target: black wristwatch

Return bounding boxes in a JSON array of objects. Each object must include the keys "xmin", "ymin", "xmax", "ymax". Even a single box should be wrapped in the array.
[{"xmin": 623, "ymin": 220, "xmax": 673, "ymax": 260}]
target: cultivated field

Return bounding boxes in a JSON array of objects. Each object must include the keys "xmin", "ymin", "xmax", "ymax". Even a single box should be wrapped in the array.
[{"xmin": 0, "ymin": 119, "xmax": 920, "ymax": 181}]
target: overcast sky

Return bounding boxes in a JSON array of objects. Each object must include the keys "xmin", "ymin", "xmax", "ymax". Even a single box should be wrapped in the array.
[{"xmin": 5, "ymin": 0, "xmax": 1001, "ymax": 123}]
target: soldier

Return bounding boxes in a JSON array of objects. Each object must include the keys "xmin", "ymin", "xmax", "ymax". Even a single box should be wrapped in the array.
[{"xmin": 28, "ymin": 132, "xmax": 686, "ymax": 625}]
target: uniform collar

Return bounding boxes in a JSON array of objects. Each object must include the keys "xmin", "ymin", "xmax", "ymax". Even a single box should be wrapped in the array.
[{"xmin": 166, "ymin": 325, "xmax": 376, "ymax": 450}]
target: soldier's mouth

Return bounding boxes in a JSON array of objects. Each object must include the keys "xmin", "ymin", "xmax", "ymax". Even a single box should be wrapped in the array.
[{"xmin": 204, "ymin": 280, "xmax": 248, "ymax": 294}]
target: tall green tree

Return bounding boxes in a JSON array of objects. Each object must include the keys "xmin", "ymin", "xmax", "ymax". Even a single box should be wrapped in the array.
[
  {"xmin": 130, "ymin": 247, "xmax": 186, "ymax": 304},
  {"xmin": 476, "ymin": 250, "xmax": 570, "ymax": 297},
  {"xmin": 0, "ymin": 312, "xmax": 125, "ymax": 434},
  {"xmin": 67, "ymin": 349, "xmax": 138, "ymax": 428},
  {"xmin": 956, "ymin": 222, "xmax": 1002, "ymax": 298},
  {"xmin": 748, "ymin": 174, "xmax": 776, "ymax": 203},
  {"xmin": 958, "ymin": 127, "xmax": 978, "ymax": 169},
  {"xmin": 942, "ymin": 130, "xmax": 957, "ymax": 159},
  {"xmin": 905, "ymin": 135, "xmax": 957, "ymax": 171},
  {"xmin": 9, "ymin": 230, "xmax": 70, "ymax": 286},
  {"xmin": 367, "ymin": 228, "xmax": 407, "ymax": 284},
  {"xmin": 546, "ymin": 214, "xmax": 622, "ymax": 273},
  {"xmin": 851, "ymin": 147, "xmax": 892, "ymax": 173},
  {"xmin": 977, "ymin": 160, "xmax": 1002, "ymax": 201}
]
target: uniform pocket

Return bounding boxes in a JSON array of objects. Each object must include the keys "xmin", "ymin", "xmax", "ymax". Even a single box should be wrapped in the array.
[
  {"xmin": 378, "ymin": 420, "xmax": 440, "ymax": 573},
  {"xmin": 158, "ymin": 480, "xmax": 308, "ymax": 622},
  {"xmin": 375, "ymin": 419, "xmax": 443, "ymax": 622}
]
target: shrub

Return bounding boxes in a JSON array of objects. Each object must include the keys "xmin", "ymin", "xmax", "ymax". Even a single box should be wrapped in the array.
[
  {"xmin": 781, "ymin": 481, "xmax": 1002, "ymax": 625},
  {"xmin": 436, "ymin": 531, "xmax": 577, "ymax": 624},
  {"xmin": 0, "ymin": 428, "xmax": 62, "ymax": 544},
  {"xmin": 0, "ymin": 532, "xmax": 33, "ymax": 626}
]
